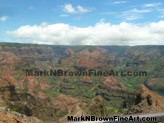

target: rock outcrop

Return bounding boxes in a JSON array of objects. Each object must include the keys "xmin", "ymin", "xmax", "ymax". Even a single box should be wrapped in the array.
[{"xmin": 129, "ymin": 84, "xmax": 164, "ymax": 114}]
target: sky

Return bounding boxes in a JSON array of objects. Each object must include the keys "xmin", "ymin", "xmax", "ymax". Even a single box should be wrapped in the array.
[{"xmin": 0, "ymin": 0, "xmax": 164, "ymax": 45}]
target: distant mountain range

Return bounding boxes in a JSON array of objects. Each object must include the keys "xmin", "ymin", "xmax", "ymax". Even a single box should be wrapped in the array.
[{"xmin": 0, "ymin": 43, "xmax": 163, "ymax": 122}]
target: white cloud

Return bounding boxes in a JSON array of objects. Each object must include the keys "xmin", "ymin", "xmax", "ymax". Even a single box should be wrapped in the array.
[
  {"xmin": 124, "ymin": 15, "xmax": 141, "ymax": 21},
  {"xmin": 8, "ymin": 21, "xmax": 164, "ymax": 45},
  {"xmin": 59, "ymin": 14, "xmax": 69, "ymax": 17},
  {"xmin": 121, "ymin": 8, "xmax": 151, "ymax": 20},
  {"xmin": 40, "ymin": 22, "xmax": 49, "ymax": 26},
  {"xmin": 143, "ymin": 2, "xmax": 161, "ymax": 7},
  {"xmin": 77, "ymin": 5, "xmax": 90, "ymax": 13},
  {"xmin": 159, "ymin": 15, "xmax": 164, "ymax": 18},
  {"xmin": 63, "ymin": 4, "xmax": 91, "ymax": 14},
  {"xmin": 0, "ymin": 16, "xmax": 8, "ymax": 22},
  {"xmin": 63, "ymin": 4, "xmax": 75, "ymax": 13},
  {"xmin": 112, "ymin": 1, "xmax": 127, "ymax": 4},
  {"xmin": 127, "ymin": 8, "xmax": 151, "ymax": 13},
  {"xmin": 157, "ymin": 8, "xmax": 164, "ymax": 18},
  {"xmin": 157, "ymin": 8, "xmax": 164, "ymax": 12}
]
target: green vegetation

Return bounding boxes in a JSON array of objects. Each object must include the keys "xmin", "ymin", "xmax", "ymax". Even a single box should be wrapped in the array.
[{"xmin": 0, "ymin": 43, "xmax": 163, "ymax": 121}]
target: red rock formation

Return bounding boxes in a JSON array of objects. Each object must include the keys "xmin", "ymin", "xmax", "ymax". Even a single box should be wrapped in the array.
[{"xmin": 130, "ymin": 84, "xmax": 164, "ymax": 113}]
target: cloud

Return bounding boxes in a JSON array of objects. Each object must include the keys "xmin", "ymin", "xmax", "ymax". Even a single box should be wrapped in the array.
[
  {"xmin": 121, "ymin": 8, "xmax": 151, "ymax": 20},
  {"xmin": 63, "ymin": 4, "xmax": 75, "ymax": 13},
  {"xmin": 77, "ymin": 5, "xmax": 90, "ymax": 13},
  {"xmin": 123, "ymin": 15, "xmax": 141, "ymax": 21},
  {"xmin": 8, "ymin": 21, "xmax": 164, "ymax": 45},
  {"xmin": 157, "ymin": 8, "xmax": 164, "ymax": 18},
  {"xmin": 159, "ymin": 14, "xmax": 164, "ymax": 18},
  {"xmin": 112, "ymin": 1, "xmax": 127, "ymax": 4},
  {"xmin": 143, "ymin": 2, "xmax": 162, "ymax": 7},
  {"xmin": 0, "ymin": 16, "xmax": 8, "ymax": 22},
  {"xmin": 59, "ymin": 14, "xmax": 69, "ymax": 17},
  {"xmin": 63, "ymin": 4, "xmax": 91, "ymax": 14},
  {"xmin": 127, "ymin": 8, "xmax": 151, "ymax": 13}
]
